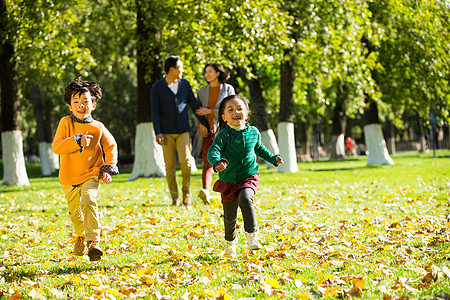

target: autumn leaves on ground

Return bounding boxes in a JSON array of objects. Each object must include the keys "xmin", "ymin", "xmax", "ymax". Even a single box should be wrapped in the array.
[{"xmin": 0, "ymin": 152, "xmax": 449, "ymax": 300}]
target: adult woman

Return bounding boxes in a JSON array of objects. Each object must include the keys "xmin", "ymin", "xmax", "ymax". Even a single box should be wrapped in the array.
[{"xmin": 195, "ymin": 63, "xmax": 235, "ymax": 204}]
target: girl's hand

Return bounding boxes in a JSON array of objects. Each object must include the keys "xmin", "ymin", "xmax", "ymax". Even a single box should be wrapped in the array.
[
  {"xmin": 215, "ymin": 161, "xmax": 228, "ymax": 172},
  {"xmin": 195, "ymin": 107, "xmax": 211, "ymax": 116},
  {"xmin": 276, "ymin": 155, "xmax": 284, "ymax": 164},
  {"xmin": 199, "ymin": 124, "xmax": 209, "ymax": 137},
  {"xmin": 101, "ymin": 172, "xmax": 112, "ymax": 184},
  {"xmin": 81, "ymin": 131, "xmax": 93, "ymax": 148}
]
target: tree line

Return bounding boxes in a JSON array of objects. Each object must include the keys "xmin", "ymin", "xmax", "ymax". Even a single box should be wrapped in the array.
[{"xmin": 1, "ymin": 0, "xmax": 449, "ymax": 186}]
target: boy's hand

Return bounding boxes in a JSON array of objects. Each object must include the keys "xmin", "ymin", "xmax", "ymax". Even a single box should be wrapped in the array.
[
  {"xmin": 101, "ymin": 172, "xmax": 112, "ymax": 184},
  {"xmin": 276, "ymin": 155, "xmax": 284, "ymax": 164},
  {"xmin": 81, "ymin": 131, "xmax": 93, "ymax": 148},
  {"xmin": 214, "ymin": 161, "xmax": 228, "ymax": 172}
]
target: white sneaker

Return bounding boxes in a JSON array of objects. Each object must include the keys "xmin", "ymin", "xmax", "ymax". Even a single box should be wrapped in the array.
[
  {"xmin": 224, "ymin": 239, "xmax": 237, "ymax": 258},
  {"xmin": 199, "ymin": 189, "xmax": 210, "ymax": 204},
  {"xmin": 246, "ymin": 232, "xmax": 262, "ymax": 250}
]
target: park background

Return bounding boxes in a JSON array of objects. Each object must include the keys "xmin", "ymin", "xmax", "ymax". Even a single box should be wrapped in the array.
[
  {"xmin": 1, "ymin": 0, "xmax": 450, "ymax": 299},
  {"xmin": 1, "ymin": 0, "xmax": 449, "ymax": 185}
]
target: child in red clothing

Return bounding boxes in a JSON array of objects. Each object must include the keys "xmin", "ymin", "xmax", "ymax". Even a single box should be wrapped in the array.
[{"xmin": 53, "ymin": 77, "xmax": 118, "ymax": 261}]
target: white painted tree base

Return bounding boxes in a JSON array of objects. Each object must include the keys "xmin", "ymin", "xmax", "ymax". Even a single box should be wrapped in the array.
[
  {"xmin": 364, "ymin": 124, "xmax": 395, "ymax": 165},
  {"xmin": 261, "ymin": 129, "xmax": 280, "ymax": 169},
  {"xmin": 330, "ymin": 134, "xmax": 345, "ymax": 159},
  {"xmin": 128, "ymin": 122, "xmax": 165, "ymax": 180},
  {"xmin": 190, "ymin": 155, "xmax": 198, "ymax": 173},
  {"xmin": 2, "ymin": 131, "xmax": 30, "ymax": 186},
  {"xmin": 277, "ymin": 122, "xmax": 298, "ymax": 173},
  {"xmin": 39, "ymin": 142, "xmax": 59, "ymax": 176}
]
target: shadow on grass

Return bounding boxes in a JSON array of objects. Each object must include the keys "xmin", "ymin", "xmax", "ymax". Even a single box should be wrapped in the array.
[
  {"xmin": 1, "ymin": 263, "xmax": 107, "ymax": 283},
  {"xmin": 308, "ymin": 164, "xmax": 384, "ymax": 172}
]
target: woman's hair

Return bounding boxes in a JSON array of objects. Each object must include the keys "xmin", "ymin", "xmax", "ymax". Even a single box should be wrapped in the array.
[
  {"xmin": 204, "ymin": 63, "xmax": 230, "ymax": 84},
  {"xmin": 217, "ymin": 94, "xmax": 251, "ymax": 130},
  {"xmin": 164, "ymin": 56, "xmax": 181, "ymax": 74},
  {"xmin": 64, "ymin": 76, "xmax": 102, "ymax": 105}
]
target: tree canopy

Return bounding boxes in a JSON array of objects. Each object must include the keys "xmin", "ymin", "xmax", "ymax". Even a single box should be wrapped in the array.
[{"xmin": 1, "ymin": 0, "xmax": 449, "ymax": 163}]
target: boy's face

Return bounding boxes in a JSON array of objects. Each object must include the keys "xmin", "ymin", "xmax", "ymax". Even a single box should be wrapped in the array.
[{"xmin": 68, "ymin": 91, "xmax": 96, "ymax": 120}]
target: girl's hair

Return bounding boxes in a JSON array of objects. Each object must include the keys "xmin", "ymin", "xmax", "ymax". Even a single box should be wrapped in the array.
[
  {"xmin": 64, "ymin": 76, "xmax": 102, "ymax": 105},
  {"xmin": 204, "ymin": 63, "xmax": 230, "ymax": 84},
  {"xmin": 217, "ymin": 94, "xmax": 251, "ymax": 130}
]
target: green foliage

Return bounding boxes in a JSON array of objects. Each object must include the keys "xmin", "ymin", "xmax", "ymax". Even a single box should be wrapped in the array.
[
  {"xmin": 2, "ymin": 0, "xmax": 449, "ymax": 158},
  {"xmin": 373, "ymin": 0, "xmax": 450, "ymax": 123}
]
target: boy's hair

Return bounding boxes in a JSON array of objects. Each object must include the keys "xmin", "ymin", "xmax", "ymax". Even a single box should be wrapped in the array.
[
  {"xmin": 204, "ymin": 63, "xmax": 230, "ymax": 84},
  {"xmin": 164, "ymin": 56, "xmax": 181, "ymax": 74},
  {"xmin": 218, "ymin": 94, "xmax": 251, "ymax": 130},
  {"xmin": 64, "ymin": 76, "xmax": 102, "ymax": 105}
]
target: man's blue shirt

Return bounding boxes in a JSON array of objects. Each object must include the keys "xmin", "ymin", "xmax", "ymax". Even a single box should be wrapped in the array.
[{"xmin": 151, "ymin": 78, "xmax": 208, "ymax": 135}]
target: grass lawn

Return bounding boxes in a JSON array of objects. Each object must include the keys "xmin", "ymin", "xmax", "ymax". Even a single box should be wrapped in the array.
[{"xmin": 0, "ymin": 150, "xmax": 449, "ymax": 299}]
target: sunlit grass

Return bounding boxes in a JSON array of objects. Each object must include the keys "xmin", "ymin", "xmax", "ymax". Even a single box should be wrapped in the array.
[{"xmin": 0, "ymin": 150, "xmax": 449, "ymax": 299}]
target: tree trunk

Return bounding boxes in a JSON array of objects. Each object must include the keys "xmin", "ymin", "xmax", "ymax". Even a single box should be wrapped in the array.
[
  {"xmin": 278, "ymin": 49, "xmax": 298, "ymax": 173},
  {"xmin": 416, "ymin": 113, "xmax": 427, "ymax": 152},
  {"xmin": 330, "ymin": 82, "xmax": 347, "ymax": 160},
  {"xmin": 30, "ymin": 83, "xmax": 58, "ymax": 175},
  {"xmin": 297, "ymin": 120, "xmax": 311, "ymax": 161},
  {"xmin": 129, "ymin": 0, "xmax": 165, "ymax": 180},
  {"xmin": 0, "ymin": 0, "xmax": 29, "ymax": 186},
  {"xmin": 443, "ymin": 121, "xmax": 449, "ymax": 149},
  {"xmin": 237, "ymin": 65, "xmax": 271, "ymax": 131},
  {"xmin": 363, "ymin": 99, "xmax": 394, "ymax": 165},
  {"xmin": 237, "ymin": 65, "xmax": 279, "ymax": 169},
  {"xmin": 385, "ymin": 118, "xmax": 396, "ymax": 155}
]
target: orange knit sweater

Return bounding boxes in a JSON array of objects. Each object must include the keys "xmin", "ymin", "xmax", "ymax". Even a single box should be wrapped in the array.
[{"xmin": 53, "ymin": 116, "xmax": 118, "ymax": 185}]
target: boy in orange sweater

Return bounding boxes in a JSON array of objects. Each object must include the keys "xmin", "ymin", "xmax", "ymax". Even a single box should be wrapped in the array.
[{"xmin": 53, "ymin": 77, "xmax": 119, "ymax": 261}]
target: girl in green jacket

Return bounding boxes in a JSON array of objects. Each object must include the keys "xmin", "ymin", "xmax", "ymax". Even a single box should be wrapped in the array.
[{"xmin": 207, "ymin": 94, "xmax": 284, "ymax": 258}]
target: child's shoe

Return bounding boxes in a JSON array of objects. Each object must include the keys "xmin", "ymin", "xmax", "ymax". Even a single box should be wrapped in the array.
[
  {"xmin": 183, "ymin": 194, "xmax": 192, "ymax": 207},
  {"xmin": 224, "ymin": 239, "xmax": 237, "ymax": 258},
  {"xmin": 74, "ymin": 236, "xmax": 87, "ymax": 256},
  {"xmin": 246, "ymin": 232, "xmax": 262, "ymax": 250},
  {"xmin": 198, "ymin": 189, "xmax": 210, "ymax": 204},
  {"xmin": 87, "ymin": 241, "xmax": 103, "ymax": 261}
]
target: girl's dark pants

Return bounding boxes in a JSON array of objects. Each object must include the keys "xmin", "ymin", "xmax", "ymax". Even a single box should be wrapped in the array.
[{"xmin": 223, "ymin": 188, "xmax": 257, "ymax": 241}]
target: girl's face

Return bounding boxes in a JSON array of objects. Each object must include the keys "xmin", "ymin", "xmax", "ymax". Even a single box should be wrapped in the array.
[
  {"xmin": 204, "ymin": 66, "xmax": 220, "ymax": 84},
  {"xmin": 68, "ymin": 91, "xmax": 96, "ymax": 120},
  {"xmin": 222, "ymin": 97, "xmax": 248, "ymax": 127}
]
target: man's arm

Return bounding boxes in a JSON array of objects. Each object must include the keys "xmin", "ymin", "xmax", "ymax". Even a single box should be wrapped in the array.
[
  {"xmin": 151, "ymin": 84, "xmax": 162, "ymax": 135},
  {"xmin": 186, "ymin": 81, "xmax": 210, "ymax": 131}
]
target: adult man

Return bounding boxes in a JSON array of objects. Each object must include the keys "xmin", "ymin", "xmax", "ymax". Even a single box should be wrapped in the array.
[{"xmin": 151, "ymin": 56, "xmax": 209, "ymax": 206}]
